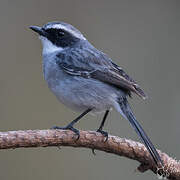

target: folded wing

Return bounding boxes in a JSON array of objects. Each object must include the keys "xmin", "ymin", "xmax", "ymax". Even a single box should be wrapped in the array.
[{"xmin": 56, "ymin": 49, "xmax": 147, "ymax": 99}]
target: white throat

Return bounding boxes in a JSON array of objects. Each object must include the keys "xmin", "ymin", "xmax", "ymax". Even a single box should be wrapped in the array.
[{"xmin": 39, "ymin": 36, "xmax": 64, "ymax": 55}]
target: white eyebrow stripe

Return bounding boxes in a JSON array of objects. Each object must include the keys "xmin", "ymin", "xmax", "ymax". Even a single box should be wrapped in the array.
[{"xmin": 50, "ymin": 24, "xmax": 86, "ymax": 40}]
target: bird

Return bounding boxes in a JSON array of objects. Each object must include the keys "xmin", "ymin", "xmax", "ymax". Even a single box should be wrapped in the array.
[{"xmin": 30, "ymin": 21, "xmax": 163, "ymax": 167}]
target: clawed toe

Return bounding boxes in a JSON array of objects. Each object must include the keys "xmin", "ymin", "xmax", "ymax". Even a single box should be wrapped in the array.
[
  {"xmin": 91, "ymin": 148, "xmax": 96, "ymax": 155},
  {"xmin": 97, "ymin": 129, "xmax": 108, "ymax": 142},
  {"xmin": 68, "ymin": 126, "xmax": 80, "ymax": 140},
  {"xmin": 51, "ymin": 126, "xmax": 64, "ymax": 130}
]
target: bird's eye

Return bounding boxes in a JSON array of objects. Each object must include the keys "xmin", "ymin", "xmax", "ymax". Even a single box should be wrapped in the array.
[
  {"xmin": 45, "ymin": 28, "xmax": 65, "ymax": 37},
  {"xmin": 58, "ymin": 30, "xmax": 65, "ymax": 36}
]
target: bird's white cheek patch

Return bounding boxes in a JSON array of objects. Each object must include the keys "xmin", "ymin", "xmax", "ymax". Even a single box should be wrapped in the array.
[{"xmin": 39, "ymin": 36, "xmax": 64, "ymax": 55}]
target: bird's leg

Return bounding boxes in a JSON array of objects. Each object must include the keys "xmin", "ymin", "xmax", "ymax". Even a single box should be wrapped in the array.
[
  {"xmin": 97, "ymin": 110, "xmax": 109, "ymax": 141},
  {"xmin": 92, "ymin": 110, "xmax": 110, "ymax": 155},
  {"xmin": 52, "ymin": 108, "xmax": 92, "ymax": 140}
]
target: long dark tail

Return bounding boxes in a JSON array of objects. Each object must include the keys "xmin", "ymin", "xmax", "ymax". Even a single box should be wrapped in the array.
[{"xmin": 117, "ymin": 97, "xmax": 163, "ymax": 167}]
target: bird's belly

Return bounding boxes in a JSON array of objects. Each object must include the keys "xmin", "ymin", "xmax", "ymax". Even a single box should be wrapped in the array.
[{"xmin": 48, "ymin": 75, "xmax": 120, "ymax": 113}]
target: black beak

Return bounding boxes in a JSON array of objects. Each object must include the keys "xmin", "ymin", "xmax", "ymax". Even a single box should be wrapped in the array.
[{"xmin": 29, "ymin": 26, "xmax": 45, "ymax": 36}]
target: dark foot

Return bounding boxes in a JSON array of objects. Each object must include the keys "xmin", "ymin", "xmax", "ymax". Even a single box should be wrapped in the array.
[
  {"xmin": 91, "ymin": 129, "xmax": 108, "ymax": 155},
  {"xmin": 97, "ymin": 129, "xmax": 108, "ymax": 142},
  {"xmin": 52, "ymin": 125, "xmax": 80, "ymax": 140}
]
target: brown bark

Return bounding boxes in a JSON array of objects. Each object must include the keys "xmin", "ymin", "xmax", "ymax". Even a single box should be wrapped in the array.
[{"xmin": 0, "ymin": 129, "xmax": 179, "ymax": 179}]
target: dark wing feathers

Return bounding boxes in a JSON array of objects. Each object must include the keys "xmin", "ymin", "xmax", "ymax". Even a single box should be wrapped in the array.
[
  {"xmin": 91, "ymin": 68, "xmax": 147, "ymax": 99},
  {"xmin": 57, "ymin": 61, "xmax": 94, "ymax": 78},
  {"xmin": 56, "ymin": 49, "xmax": 147, "ymax": 99}
]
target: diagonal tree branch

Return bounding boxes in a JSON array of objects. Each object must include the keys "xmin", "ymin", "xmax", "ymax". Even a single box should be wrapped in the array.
[{"xmin": 0, "ymin": 129, "xmax": 179, "ymax": 179}]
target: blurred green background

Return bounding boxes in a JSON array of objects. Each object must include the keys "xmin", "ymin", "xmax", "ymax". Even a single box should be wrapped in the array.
[{"xmin": 0, "ymin": 0, "xmax": 179, "ymax": 179}]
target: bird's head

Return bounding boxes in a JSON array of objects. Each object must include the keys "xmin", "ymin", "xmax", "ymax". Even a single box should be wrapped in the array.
[{"xmin": 30, "ymin": 21, "xmax": 86, "ymax": 54}]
